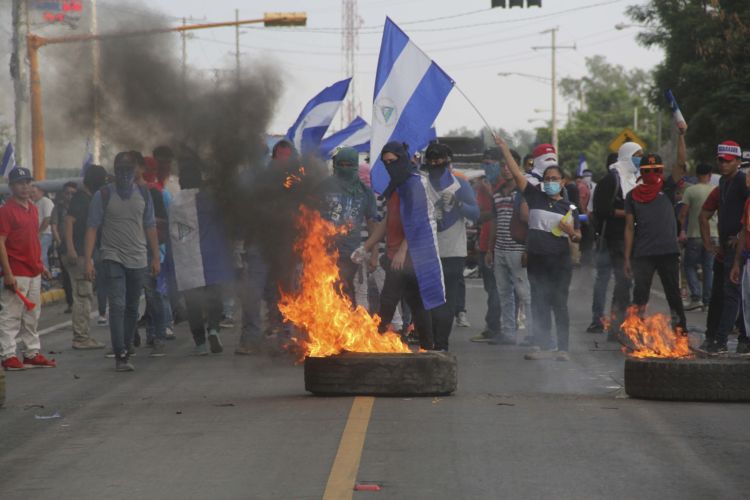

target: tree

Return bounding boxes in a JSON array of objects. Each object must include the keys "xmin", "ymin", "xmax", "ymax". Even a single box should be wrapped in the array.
[
  {"xmin": 628, "ymin": 0, "xmax": 750, "ymax": 161},
  {"xmin": 536, "ymin": 55, "xmax": 656, "ymax": 176}
]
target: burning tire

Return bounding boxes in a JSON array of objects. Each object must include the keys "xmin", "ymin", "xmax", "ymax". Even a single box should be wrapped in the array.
[
  {"xmin": 624, "ymin": 357, "xmax": 750, "ymax": 402},
  {"xmin": 304, "ymin": 351, "xmax": 457, "ymax": 396}
]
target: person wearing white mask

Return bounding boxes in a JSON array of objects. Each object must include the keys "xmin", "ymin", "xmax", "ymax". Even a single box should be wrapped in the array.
[{"xmin": 592, "ymin": 142, "xmax": 643, "ymax": 341}]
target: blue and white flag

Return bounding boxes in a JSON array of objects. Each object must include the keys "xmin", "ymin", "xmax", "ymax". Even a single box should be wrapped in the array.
[
  {"xmin": 369, "ymin": 18, "xmax": 454, "ymax": 194},
  {"xmin": 169, "ymin": 188, "xmax": 234, "ymax": 292},
  {"xmin": 319, "ymin": 116, "xmax": 371, "ymax": 159},
  {"xmin": 286, "ymin": 78, "xmax": 351, "ymax": 156},
  {"xmin": 0, "ymin": 142, "xmax": 16, "ymax": 178},
  {"xmin": 80, "ymin": 138, "xmax": 93, "ymax": 176},
  {"xmin": 664, "ymin": 89, "xmax": 685, "ymax": 125},
  {"xmin": 576, "ymin": 154, "xmax": 588, "ymax": 177}
]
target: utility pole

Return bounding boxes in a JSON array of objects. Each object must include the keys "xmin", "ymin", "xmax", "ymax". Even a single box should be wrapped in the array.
[
  {"xmin": 532, "ymin": 28, "xmax": 575, "ymax": 152},
  {"xmin": 11, "ymin": 0, "xmax": 30, "ymax": 169},
  {"xmin": 91, "ymin": 0, "xmax": 101, "ymax": 163},
  {"xmin": 341, "ymin": 0, "xmax": 362, "ymax": 127}
]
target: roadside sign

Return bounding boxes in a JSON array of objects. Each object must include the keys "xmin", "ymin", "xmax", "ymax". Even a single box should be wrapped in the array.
[{"xmin": 609, "ymin": 127, "xmax": 646, "ymax": 153}]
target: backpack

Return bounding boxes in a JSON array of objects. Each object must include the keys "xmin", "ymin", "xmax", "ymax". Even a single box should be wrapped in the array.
[{"xmin": 591, "ymin": 170, "xmax": 620, "ymax": 246}]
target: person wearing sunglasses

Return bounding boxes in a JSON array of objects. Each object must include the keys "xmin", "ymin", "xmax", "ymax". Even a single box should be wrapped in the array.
[{"xmin": 623, "ymin": 153, "xmax": 687, "ymax": 332}]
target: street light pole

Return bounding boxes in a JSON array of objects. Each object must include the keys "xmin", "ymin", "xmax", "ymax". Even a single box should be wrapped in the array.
[
  {"xmin": 91, "ymin": 0, "xmax": 101, "ymax": 163},
  {"xmin": 11, "ymin": 0, "xmax": 30, "ymax": 168}
]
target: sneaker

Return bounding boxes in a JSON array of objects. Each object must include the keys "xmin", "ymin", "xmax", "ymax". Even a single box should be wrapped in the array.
[
  {"xmin": 191, "ymin": 343, "xmax": 209, "ymax": 356},
  {"xmin": 707, "ymin": 342, "xmax": 728, "ymax": 354},
  {"xmin": 555, "ymin": 350, "xmax": 570, "ymax": 361},
  {"xmin": 97, "ymin": 315, "xmax": 108, "ymax": 326},
  {"xmin": 2, "ymin": 356, "xmax": 26, "ymax": 371},
  {"xmin": 585, "ymin": 322, "xmax": 604, "ymax": 333},
  {"xmin": 455, "ymin": 312, "xmax": 471, "ymax": 328},
  {"xmin": 524, "ymin": 350, "xmax": 556, "ymax": 360},
  {"xmin": 470, "ymin": 333, "xmax": 493, "ymax": 343},
  {"xmin": 488, "ymin": 334, "xmax": 516, "ymax": 346},
  {"xmin": 208, "ymin": 331, "xmax": 223, "ymax": 354},
  {"xmin": 219, "ymin": 316, "xmax": 235, "ymax": 329},
  {"xmin": 105, "ymin": 346, "xmax": 136, "ymax": 358},
  {"xmin": 683, "ymin": 300, "xmax": 702, "ymax": 311},
  {"xmin": 115, "ymin": 356, "xmax": 135, "ymax": 372},
  {"xmin": 165, "ymin": 327, "xmax": 176, "ymax": 341},
  {"xmin": 737, "ymin": 339, "xmax": 750, "ymax": 355},
  {"xmin": 23, "ymin": 353, "xmax": 56, "ymax": 368},
  {"xmin": 149, "ymin": 343, "xmax": 166, "ymax": 358},
  {"xmin": 234, "ymin": 344, "xmax": 258, "ymax": 356},
  {"xmin": 697, "ymin": 338, "xmax": 715, "ymax": 352},
  {"xmin": 63, "ymin": 306, "xmax": 72, "ymax": 314},
  {"xmin": 72, "ymin": 337, "xmax": 105, "ymax": 350}
]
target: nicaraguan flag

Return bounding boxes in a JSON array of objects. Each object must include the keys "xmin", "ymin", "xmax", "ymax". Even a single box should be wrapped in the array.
[
  {"xmin": 576, "ymin": 154, "xmax": 588, "ymax": 177},
  {"xmin": 169, "ymin": 189, "xmax": 234, "ymax": 292},
  {"xmin": 319, "ymin": 116, "xmax": 371, "ymax": 159},
  {"xmin": 0, "ymin": 142, "xmax": 16, "ymax": 178},
  {"xmin": 369, "ymin": 18, "xmax": 454, "ymax": 194},
  {"xmin": 286, "ymin": 78, "xmax": 351, "ymax": 156},
  {"xmin": 664, "ymin": 89, "xmax": 685, "ymax": 125}
]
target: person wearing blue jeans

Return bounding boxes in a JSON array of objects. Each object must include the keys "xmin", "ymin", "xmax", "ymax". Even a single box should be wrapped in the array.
[
  {"xmin": 476, "ymin": 251, "xmax": 501, "ymax": 338},
  {"xmin": 84, "ymin": 151, "xmax": 160, "ymax": 371},
  {"xmin": 587, "ymin": 243, "xmax": 613, "ymax": 332},
  {"xmin": 683, "ymin": 238, "xmax": 714, "ymax": 308}
]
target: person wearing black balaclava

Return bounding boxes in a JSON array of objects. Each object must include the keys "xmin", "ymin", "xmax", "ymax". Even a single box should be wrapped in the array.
[
  {"xmin": 423, "ymin": 142, "xmax": 479, "ymax": 350},
  {"xmin": 83, "ymin": 151, "xmax": 160, "ymax": 372},
  {"xmin": 316, "ymin": 147, "xmax": 378, "ymax": 303},
  {"xmin": 360, "ymin": 141, "xmax": 439, "ymax": 350}
]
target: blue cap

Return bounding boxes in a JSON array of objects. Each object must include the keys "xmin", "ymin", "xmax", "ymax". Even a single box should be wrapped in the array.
[{"xmin": 8, "ymin": 167, "xmax": 32, "ymax": 184}]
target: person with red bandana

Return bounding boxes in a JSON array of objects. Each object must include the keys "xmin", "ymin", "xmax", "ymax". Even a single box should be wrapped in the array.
[{"xmin": 623, "ymin": 153, "xmax": 687, "ymax": 331}]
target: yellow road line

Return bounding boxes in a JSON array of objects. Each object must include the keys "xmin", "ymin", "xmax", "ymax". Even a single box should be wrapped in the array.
[{"xmin": 323, "ymin": 396, "xmax": 375, "ymax": 500}]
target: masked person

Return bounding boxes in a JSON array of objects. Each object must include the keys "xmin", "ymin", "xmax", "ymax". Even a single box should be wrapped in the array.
[
  {"xmin": 316, "ymin": 147, "xmax": 378, "ymax": 302},
  {"xmin": 64, "ymin": 165, "xmax": 108, "ymax": 350},
  {"xmin": 526, "ymin": 144, "xmax": 559, "ymax": 187},
  {"xmin": 495, "ymin": 137, "xmax": 581, "ymax": 361},
  {"xmin": 470, "ymin": 148, "xmax": 505, "ymax": 342},
  {"xmin": 423, "ymin": 143, "xmax": 479, "ymax": 350},
  {"xmin": 623, "ymin": 153, "xmax": 687, "ymax": 331},
  {"xmin": 592, "ymin": 142, "xmax": 643, "ymax": 340},
  {"xmin": 84, "ymin": 152, "xmax": 161, "ymax": 372},
  {"xmin": 361, "ymin": 142, "xmax": 444, "ymax": 350}
]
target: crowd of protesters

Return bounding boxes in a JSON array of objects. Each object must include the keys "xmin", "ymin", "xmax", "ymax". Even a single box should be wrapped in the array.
[{"xmin": 1, "ymin": 120, "xmax": 748, "ymax": 372}]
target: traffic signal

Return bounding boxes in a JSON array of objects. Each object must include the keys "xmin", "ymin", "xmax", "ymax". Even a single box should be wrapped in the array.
[{"xmin": 491, "ymin": 0, "xmax": 542, "ymax": 6}]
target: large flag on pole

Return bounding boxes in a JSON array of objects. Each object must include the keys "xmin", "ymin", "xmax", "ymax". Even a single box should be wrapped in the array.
[
  {"xmin": 0, "ymin": 142, "xmax": 16, "ymax": 178},
  {"xmin": 319, "ymin": 116, "xmax": 371, "ymax": 159},
  {"xmin": 369, "ymin": 17, "xmax": 454, "ymax": 194},
  {"xmin": 576, "ymin": 154, "xmax": 588, "ymax": 177},
  {"xmin": 286, "ymin": 78, "xmax": 351, "ymax": 156}
]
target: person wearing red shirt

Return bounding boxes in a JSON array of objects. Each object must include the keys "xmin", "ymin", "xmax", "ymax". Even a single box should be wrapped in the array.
[{"xmin": 0, "ymin": 167, "xmax": 56, "ymax": 370}]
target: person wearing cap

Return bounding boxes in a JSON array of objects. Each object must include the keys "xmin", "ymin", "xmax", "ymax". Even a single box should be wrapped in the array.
[
  {"xmin": 316, "ymin": 147, "xmax": 378, "ymax": 302},
  {"xmin": 494, "ymin": 136, "xmax": 581, "ymax": 361},
  {"xmin": 422, "ymin": 142, "xmax": 479, "ymax": 350},
  {"xmin": 84, "ymin": 151, "xmax": 160, "ymax": 372},
  {"xmin": 623, "ymin": 153, "xmax": 687, "ymax": 331},
  {"xmin": 699, "ymin": 140, "xmax": 749, "ymax": 354},
  {"xmin": 470, "ymin": 147, "xmax": 505, "ymax": 342},
  {"xmin": 678, "ymin": 163, "xmax": 718, "ymax": 312},
  {"xmin": 0, "ymin": 167, "xmax": 56, "ymax": 370},
  {"xmin": 526, "ymin": 144, "xmax": 558, "ymax": 186}
]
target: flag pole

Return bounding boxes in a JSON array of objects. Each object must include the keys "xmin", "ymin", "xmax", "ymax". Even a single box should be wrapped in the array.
[{"xmin": 454, "ymin": 85, "xmax": 497, "ymax": 140}]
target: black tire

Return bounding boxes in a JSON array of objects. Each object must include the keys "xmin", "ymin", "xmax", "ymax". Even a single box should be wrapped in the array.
[
  {"xmin": 624, "ymin": 357, "xmax": 750, "ymax": 402},
  {"xmin": 304, "ymin": 351, "xmax": 457, "ymax": 396}
]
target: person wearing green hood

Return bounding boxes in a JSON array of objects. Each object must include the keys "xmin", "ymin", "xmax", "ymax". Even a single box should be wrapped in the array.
[{"xmin": 316, "ymin": 147, "xmax": 378, "ymax": 302}]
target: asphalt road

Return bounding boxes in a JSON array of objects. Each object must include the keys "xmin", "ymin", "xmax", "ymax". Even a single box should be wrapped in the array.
[{"xmin": 1, "ymin": 268, "xmax": 748, "ymax": 500}]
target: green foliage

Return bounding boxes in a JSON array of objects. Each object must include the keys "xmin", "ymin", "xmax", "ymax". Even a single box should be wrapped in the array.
[
  {"xmin": 536, "ymin": 55, "xmax": 657, "ymax": 176},
  {"xmin": 628, "ymin": 0, "xmax": 750, "ymax": 161}
]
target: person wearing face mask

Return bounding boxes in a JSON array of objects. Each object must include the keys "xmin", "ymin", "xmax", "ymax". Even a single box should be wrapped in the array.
[
  {"xmin": 495, "ymin": 136, "xmax": 581, "ymax": 361},
  {"xmin": 623, "ymin": 153, "xmax": 687, "ymax": 332},
  {"xmin": 526, "ymin": 144, "xmax": 558, "ymax": 187},
  {"xmin": 360, "ymin": 141, "xmax": 443, "ymax": 350},
  {"xmin": 592, "ymin": 142, "xmax": 643, "ymax": 341},
  {"xmin": 84, "ymin": 152, "xmax": 160, "ymax": 372},
  {"xmin": 470, "ymin": 148, "xmax": 512, "ymax": 342},
  {"xmin": 422, "ymin": 143, "xmax": 479, "ymax": 350},
  {"xmin": 316, "ymin": 147, "xmax": 378, "ymax": 302}
]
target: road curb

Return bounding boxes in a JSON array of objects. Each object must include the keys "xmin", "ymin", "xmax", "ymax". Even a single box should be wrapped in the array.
[{"xmin": 41, "ymin": 288, "xmax": 66, "ymax": 305}]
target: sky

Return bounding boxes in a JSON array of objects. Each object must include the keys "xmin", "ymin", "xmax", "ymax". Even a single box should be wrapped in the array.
[{"xmin": 0, "ymin": 0, "xmax": 664, "ymax": 167}]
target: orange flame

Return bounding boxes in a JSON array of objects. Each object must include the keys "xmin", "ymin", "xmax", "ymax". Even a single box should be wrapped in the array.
[
  {"xmin": 283, "ymin": 166, "xmax": 306, "ymax": 189},
  {"xmin": 619, "ymin": 305, "xmax": 692, "ymax": 358},
  {"xmin": 278, "ymin": 207, "xmax": 411, "ymax": 359}
]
